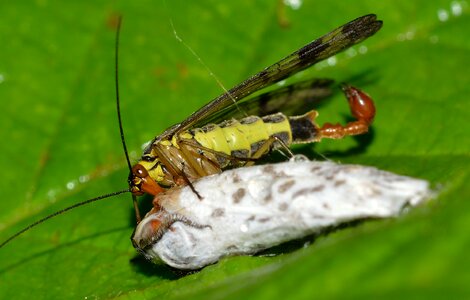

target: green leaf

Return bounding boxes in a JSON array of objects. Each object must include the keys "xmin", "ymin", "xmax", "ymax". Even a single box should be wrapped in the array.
[{"xmin": 0, "ymin": 0, "xmax": 468, "ymax": 299}]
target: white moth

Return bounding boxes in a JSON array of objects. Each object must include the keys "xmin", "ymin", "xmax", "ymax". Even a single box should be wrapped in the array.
[{"xmin": 132, "ymin": 157, "xmax": 432, "ymax": 270}]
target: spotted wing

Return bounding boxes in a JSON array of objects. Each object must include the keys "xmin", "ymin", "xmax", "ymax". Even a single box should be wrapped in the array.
[
  {"xmin": 191, "ymin": 78, "xmax": 335, "ymax": 127},
  {"xmin": 158, "ymin": 14, "xmax": 382, "ymax": 140}
]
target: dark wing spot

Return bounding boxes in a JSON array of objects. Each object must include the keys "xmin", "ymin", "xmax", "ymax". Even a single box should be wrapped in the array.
[{"xmin": 297, "ymin": 38, "xmax": 327, "ymax": 66}]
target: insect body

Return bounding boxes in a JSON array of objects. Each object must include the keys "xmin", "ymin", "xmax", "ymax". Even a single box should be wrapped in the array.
[
  {"xmin": 129, "ymin": 14, "xmax": 383, "ymax": 206},
  {"xmin": 135, "ymin": 84, "xmax": 373, "ymax": 195}
]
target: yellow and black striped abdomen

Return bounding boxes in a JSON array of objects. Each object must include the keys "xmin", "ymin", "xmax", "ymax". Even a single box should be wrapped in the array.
[{"xmin": 187, "ymin": 111, "xmax": 319, "ymax": 160}]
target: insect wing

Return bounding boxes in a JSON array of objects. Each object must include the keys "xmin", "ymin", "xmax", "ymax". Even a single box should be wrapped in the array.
[
  {"xmin": 190, "ymin": 78, "xmax": 335, "ymax": 128},
  {"xmin": 159, "ymin": 14, "xmax": 382, "ymax": 140}
]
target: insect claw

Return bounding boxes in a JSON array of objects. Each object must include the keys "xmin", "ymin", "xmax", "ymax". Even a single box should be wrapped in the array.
[
  {"xmin": 341, "ymin": 83, "xmax": 376, "ymax": 125},
  {"xmin": 319, "ymin": 85, "xmax": 375, "ymax": 139}
]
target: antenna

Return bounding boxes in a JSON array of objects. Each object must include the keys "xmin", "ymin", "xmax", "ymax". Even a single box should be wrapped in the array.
[
  {"xmin": 0, "ymin": 189, "xmax": 129, "ymax": 248},
  {"xmin": 0, "ymin": 16, "xmax": 139, "ymax": 249},
  {"xmin": 113, "ymin": 16, "xmax": 141, "ymax": 222}
]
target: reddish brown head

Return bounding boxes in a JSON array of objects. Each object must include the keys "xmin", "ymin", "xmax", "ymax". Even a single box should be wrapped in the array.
[{"xmin": 129, "ymin": 164, "xmax": 165, "ymax": 196}]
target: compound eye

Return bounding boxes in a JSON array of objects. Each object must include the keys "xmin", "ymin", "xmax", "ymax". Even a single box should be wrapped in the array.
[{"xmin": 132, "ymin": 164, "xmax": 149, "ymax": 179}]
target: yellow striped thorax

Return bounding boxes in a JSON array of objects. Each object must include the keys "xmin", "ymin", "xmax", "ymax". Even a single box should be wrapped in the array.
[{"xmin": 138, "ymin": 159, "xmax": 166, "ymax": 184}]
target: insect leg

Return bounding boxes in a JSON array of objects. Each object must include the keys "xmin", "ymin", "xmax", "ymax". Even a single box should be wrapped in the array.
[
  {"xmin": 151, "ymin": 144, "xmax": 188, "ymax": 184},
  {"xmin": 179, "ymin": 161, "xmax": 203, "ymax": 200},
  {"xmin": 176, "ymin": 139, "xmax": 211, "ymax": 177},
  {"xmin": 272, "ymin": 136, "xmax": 295, "ymax": 158},
  {"xmin": 243, "ymin": 136, "xmax": 294, "ymax": 167},
  {"xmin": 319, "ymin": 84, "xmax": 375, "ymax": 139}
]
